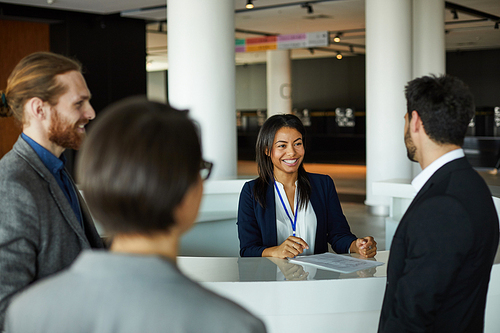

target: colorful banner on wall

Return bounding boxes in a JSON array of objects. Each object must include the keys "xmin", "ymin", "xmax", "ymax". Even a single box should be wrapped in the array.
[{"xmin": 235, "ymin": 31, "xmax": 328, "ymax": 53}]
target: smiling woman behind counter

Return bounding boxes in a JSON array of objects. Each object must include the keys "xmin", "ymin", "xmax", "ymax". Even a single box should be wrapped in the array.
[{"xmin": 237, "ymin": 114, "xmax": 377, "ymax": 259}]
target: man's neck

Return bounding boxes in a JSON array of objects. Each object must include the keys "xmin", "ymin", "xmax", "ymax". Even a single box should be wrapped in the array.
[
  {"xmin": 23, "ymin": 127, "xmax": 64, "ymax": 158},
  {"xmin": 419, "ymin": 143, "xmax": 461, "ymax": 170}
]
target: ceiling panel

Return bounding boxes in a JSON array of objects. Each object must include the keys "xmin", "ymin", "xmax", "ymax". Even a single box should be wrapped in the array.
[
  {"xmin": 0, "ymin": 0, "xmax": 165, "ymax": 14},
  {"xmin": 2, "ymin": 0, "xmax": 499, "ymax": 70}
]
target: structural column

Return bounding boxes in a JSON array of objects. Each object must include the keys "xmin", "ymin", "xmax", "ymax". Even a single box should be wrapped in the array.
[
  {"xmin": 266, "ymin": 49, "xmax": 292, "ymax": 117},
  {"xmin": 167, "ymin": 0, "xmax": 237, "ymax": 179},
  {"xmin": 412, "ymin": 0, "xmax": 446, "ymax": 176},
  {"xmin": 365, "ymin": 0, "xmax": 413, "ymax": 215},
  {"xmin": 412, "ymin": 0, "xmax": 446, "ymax": 78}
]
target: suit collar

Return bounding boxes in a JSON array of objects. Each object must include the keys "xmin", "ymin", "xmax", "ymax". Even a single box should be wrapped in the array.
[
  {"xmin": 21, "ymin": 133, "xmax": 66, "ymax": 175},
  {"xmin": 13, "ymin": 136, "xmax": 92, "ymax": 247},
  {"xmin": 412, "ymin": 148, "xmax": 464, "ymax": 192},
  {"xmin": 265, "ymin": 180, "xmax": 277, "ymax": 244},
  {"xmin": 414, "ymin": 157, "xmax": 470, "ymax": 201},
  {"xmin": 15, "ymin": 135, "xmax": 54, "ymax": 182}
]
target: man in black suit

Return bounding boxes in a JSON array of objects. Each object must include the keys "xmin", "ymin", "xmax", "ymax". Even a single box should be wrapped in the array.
[{"xmin": 378, "ymin": 75, "xmax": 499, "ymax": 332}]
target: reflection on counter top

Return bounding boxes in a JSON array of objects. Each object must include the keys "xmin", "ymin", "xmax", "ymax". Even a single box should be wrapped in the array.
[
  {"xmin": 177, "ymin": 251, "xmax": 389, "ymax": 283},
  {"xmin": 176, "ymin": 249, "xmax": 500, "ymax": 333}
]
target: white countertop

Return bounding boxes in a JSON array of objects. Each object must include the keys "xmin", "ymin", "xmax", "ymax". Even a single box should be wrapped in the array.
[{"xmin": 178, "ymin": 251, "xmax": 389, "ymax": 282}]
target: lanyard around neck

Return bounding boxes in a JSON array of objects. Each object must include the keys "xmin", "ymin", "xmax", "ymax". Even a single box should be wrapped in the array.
[{"xmin": 274, "ymin": 180, "xmax": 299, "ymax": 237}]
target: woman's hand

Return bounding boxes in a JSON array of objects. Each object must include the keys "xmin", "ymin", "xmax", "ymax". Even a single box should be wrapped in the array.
[
  {"xmin": 280, "ymin": 261, "xmax": 309, "ymax": 280},
  {"xmin": 350, "ymin": 236, "xmax": 377, "ymax": 258},
  {"xmin": 262, "ymin": 236, "xmax": 309, "ymax": 259},
  {"xmin": 268, "ymin": 258, "xmax": 310, "ymax": 280}
]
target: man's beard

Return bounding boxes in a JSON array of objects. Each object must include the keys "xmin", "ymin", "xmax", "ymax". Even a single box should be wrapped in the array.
[
  {"xmin": 48, "ymin": 108, "xmax": 87, "ymax": 151},
  {"xmin": 404, "ymin": 127, "xmax": 417, "ymax": 162}
]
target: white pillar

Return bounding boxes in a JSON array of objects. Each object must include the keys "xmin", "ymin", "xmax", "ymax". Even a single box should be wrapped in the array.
[
  {"xmin": 412, "ymin": 0, "xmax": 446, "ymax": 177},
  {"xmin": 167, "ymin": 0, "xmax": 236, "ymax": 179},
  {"xmin": 365, "ymin": 0, "xmax": 413, "ymax": 215},
  {"xmin": 413, "ymin": 0, "xmax": 445, "ymax": 78},
  {"xmin": 266, "ymin": 49, "xmax": 292, "ymax": 117}
]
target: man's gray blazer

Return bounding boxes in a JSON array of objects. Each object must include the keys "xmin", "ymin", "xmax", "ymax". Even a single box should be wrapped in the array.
[
  {"xmin": 5, "ymin": 251, "xmax": 266, "ymax": 333},
  {"xmin": 0, "ymin": 136, "xmax": 104, "ymax": 329}
]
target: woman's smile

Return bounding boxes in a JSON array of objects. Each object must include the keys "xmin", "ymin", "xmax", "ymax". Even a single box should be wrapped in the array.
[
  {"xmin": 270, "ymin": 127, "xmax": 305, "ymax": 176},
  {"xmin": 282, "ymin": 158, "xmax": 299, "ymax": 166}
]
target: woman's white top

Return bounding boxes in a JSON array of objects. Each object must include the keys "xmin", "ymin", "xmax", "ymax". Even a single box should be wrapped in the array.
[{"xmin": 274, "ymin": 180, "xmax": 317, "ymax": 256}]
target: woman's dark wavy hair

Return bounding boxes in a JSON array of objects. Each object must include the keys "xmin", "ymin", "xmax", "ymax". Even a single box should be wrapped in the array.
[
  {"xmin": 254, "ymin": 114, "xmax": 311, "ymax": 209},
  {"xmin": 76, "ymin": 96, "xmax": 202, "ymax": 235}
]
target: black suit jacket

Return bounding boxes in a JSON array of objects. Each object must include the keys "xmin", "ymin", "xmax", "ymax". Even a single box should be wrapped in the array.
[{"xmin": 379, "ymin": 157, "xmax": 499, "ymax": 332}]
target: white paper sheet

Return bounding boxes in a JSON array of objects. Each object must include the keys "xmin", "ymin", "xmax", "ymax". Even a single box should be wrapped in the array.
[{"xmin": 288, "ymin": 252, "xmax": 384, "ymax": 274}]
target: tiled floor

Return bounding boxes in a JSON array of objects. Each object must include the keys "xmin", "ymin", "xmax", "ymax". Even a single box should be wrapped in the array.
[{"xmin": 237, "ymin": 161, "xmax": 387, "ymax": 250}]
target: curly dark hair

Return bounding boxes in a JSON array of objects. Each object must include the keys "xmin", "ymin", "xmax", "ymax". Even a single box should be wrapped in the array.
[{"xmin": 405, "ymin": 75, "xmax": 475, "ymax": 146}]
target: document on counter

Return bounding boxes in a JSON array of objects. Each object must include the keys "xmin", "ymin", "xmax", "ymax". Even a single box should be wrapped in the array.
[{"xmin": 288, "ymin": 252, "xmax": 384, "ymax": 274}]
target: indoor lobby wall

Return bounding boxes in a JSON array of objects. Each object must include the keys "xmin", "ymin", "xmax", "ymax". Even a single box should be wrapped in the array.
[
  {"xmin": 235, "ymin": 49, "xmax": 500, "ymax": 111},
  {"xmin": 49, "ymin": 13, "xmax": 147, "ymax": 117},
  {"xmin": 0, "ymin": 3, "xmax": 147, "ymax": 174},
  {"xmin": 236, "ymin": 64, "xmax": 267, "ymax": 110},
  {"xmin": 0, "ymin": 3, "xmax": 147, "ymax": 118},
  {"xmin": 50, "ymin": 12, "xmax": 147, "ymax": 175},
  {"xmin": 447, "ymin": 48, "xmax": 500, "ymax": 108},
  {"xmin": 235, "ymin": 55, "xmax": 366, "ymax": 112},
  {"xmin": 0, "ymin": 19, "xmax": 50, "ymax": 159},
  {"xmin": 234, "ymin": 49, "xmax": 500, "ymax": 164}
]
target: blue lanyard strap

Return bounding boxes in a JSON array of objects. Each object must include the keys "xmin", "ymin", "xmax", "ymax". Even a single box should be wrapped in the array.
[{"xmin": 274, "ymin": 180, "xmax": 299, "ymax": 237}]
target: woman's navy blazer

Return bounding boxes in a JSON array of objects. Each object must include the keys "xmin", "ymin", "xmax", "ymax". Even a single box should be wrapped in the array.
[{"xmin": 237, "ymin": 172, "xmax": 357, "ymax": 257}]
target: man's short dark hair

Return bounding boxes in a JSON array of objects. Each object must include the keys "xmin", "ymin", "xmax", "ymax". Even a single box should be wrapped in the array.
[
  {"xmin": 405, "ymin": 75, "xmax": 475, "ymax": 146},
  {"xmin": 76, "ymin": 97, "xmax": 202, "ymax": 235}
]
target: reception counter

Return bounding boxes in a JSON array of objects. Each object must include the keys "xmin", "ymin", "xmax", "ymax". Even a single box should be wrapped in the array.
[{"xmin": 178, "ymin": 250, "xmax": 500, "ymax": 333}]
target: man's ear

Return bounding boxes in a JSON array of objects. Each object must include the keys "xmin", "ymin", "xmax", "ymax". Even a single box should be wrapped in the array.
[
  {"xmin": 410, "ymin": 110, "xmax": 422, "ymax": 133},
  {"xmin": 25, "ymin": 97, "xmax": 48, "ymax": 121}
]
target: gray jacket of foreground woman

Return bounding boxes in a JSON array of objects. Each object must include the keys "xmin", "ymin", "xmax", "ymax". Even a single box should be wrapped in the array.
[{"xmin": 5, "ymin": 251, "xmax": 266, "ymax": 333}]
